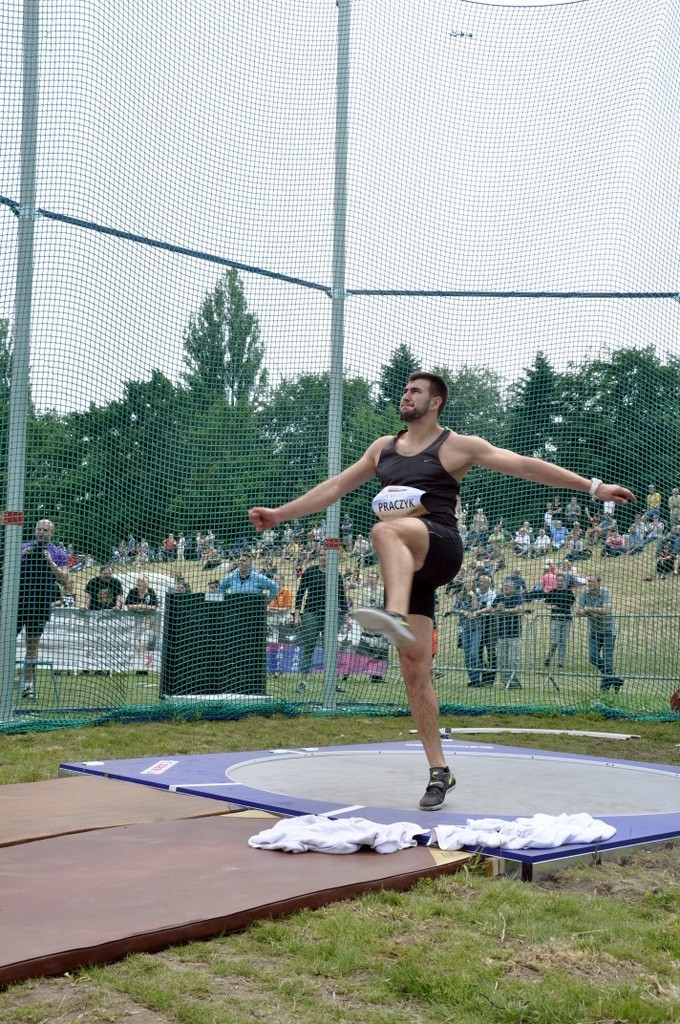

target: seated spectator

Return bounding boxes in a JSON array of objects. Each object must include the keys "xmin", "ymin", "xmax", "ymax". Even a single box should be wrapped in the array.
[
  {"xmin": 625, "ymin": 523, "xmax": 644, "ymax": 556},
  {"xmin": 201, "ymin": 545, "xmax": 222, "ymax": 571},
  {"xmin": 585, "ymin": 513, "xmax": 602, "ymax": 547},
  {"xmin": 80, "ymin": 564, "xmax": 124, "ymax": 611},
  {"xmin": 533, "ymin": 528, "xmax": 551, "ymax": 559},
  {"xmin": 550, "ymin": 520, "xmax": 568, "ymax": 550},
  {"xmin": 126, "ymin": 576, "xmax": 158, "ymax": 612},
  {"xmin": 170, "ymin": 574, "xmax": 191, "ymax": 593},
  {"xmin": 565, "ymin": 523, "xmax": 585, "ymax": 558},
  {"xmin": 602, "ymin": 527, "xmax": 626, "ymax": 557},
  {"xmin": 487, "ymin": 542, "xmax": 505, "ymax": 572},
  {"xmin": 268, "ymin": 574, "xmax": 293, "ymax": 612},
  {"xmin": 643, "ymin": 543, "xmax": 674, "ymax": 581},
  {"xmin": 513, "ymin": 526, "xmax": 532, "ymax": 558},
  {"xmin": 489, "ymin": 523, "xmax": 505, "ymax": 547}
]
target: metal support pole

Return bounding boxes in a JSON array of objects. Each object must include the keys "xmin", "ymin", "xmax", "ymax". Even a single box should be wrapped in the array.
[
  {"xmin": 0, "ymin": 0, "xmax": 40, "ymax": 721},
  {"xmin": 322, "ymin": 0, "xmax": 351, "ymax": 711}
]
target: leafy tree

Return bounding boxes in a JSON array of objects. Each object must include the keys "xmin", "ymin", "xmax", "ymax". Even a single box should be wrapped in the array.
[
  {"xmin": 377, "ymin": 344, "xmax": 421, "ymax": 410},
  {"xmin": 183, "ymin": 268, "xmax": 267, "ymax": 409}
]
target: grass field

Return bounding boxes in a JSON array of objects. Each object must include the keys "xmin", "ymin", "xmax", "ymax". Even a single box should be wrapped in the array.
[{"xmin": 0, "ymin": 713, "xmax": 678, "ymax": 1023}]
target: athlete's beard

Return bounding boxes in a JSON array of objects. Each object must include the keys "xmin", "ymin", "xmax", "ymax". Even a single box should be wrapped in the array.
[{"xmin": 400, "ymin": 404, "xmax": 428, "ymax": 422}]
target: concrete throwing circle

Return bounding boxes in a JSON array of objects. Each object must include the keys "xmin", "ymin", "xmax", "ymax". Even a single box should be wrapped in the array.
[{"xmin": 227, "ymin": 744, "xmax": 679, "ymax": 818}]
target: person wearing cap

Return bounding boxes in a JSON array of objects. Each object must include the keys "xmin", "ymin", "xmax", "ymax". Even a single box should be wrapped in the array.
[{"xmin": 646, "ymin": 484, "xmax": 661, "ymax": 520}]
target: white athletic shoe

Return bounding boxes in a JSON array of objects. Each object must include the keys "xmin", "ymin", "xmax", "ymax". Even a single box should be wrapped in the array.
[{"xmin": 353, "ymin": 607, "xmax": 415, "ymax": 649}]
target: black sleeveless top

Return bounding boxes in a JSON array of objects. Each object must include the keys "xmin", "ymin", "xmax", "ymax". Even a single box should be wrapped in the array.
[{"xmin": 376, "ymin": 429, "xmax": 460, "ymax": 530}]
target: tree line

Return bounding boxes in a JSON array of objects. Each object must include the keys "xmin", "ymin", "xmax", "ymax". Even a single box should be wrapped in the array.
[{"xmin": 1, "ymin": 270, "xmax": 679, "ymax": 560}]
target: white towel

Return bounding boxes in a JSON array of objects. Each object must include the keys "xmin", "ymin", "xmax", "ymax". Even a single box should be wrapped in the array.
[
  {"xmin": 248, "ymin": 814, "xmax": 427, "ymax": 854},
  {"xmin": 431, "ymin": 813, "xmax": 616, "ymax": 851}
]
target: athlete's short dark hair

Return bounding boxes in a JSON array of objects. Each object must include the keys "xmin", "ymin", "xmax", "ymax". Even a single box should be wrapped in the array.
[{"xmin": 407, "ymin": 372, "xmax": 449, "ymax": 413}]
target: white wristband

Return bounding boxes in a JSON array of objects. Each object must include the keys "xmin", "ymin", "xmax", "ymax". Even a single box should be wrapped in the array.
[{"xmin": 589, "ymin": 477, "xmax": 603, "ymax": 498}]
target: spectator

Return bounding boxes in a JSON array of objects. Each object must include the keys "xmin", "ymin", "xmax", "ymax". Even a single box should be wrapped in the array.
[
  {"xmin": 561, "ymin": 559, "xmax": 587, "ymax": 589},
  {"xmin": 453, "ymin": 578, "xmax": 482, "ymax": 687},
  {"xmin": 294, "ymin": 550, "xmax": 349, "ymax": 692},
  {"xmin": 176, "ymin": 532, "xmax": 186, "ymax": 562},
  {"xmin": 218, "ymin": 553, "xmax": 280, "ymax": 599},
  {"xmin": 643, "ymin": 543, "xmax": 674, "ymax": 581},
  {"xmin": 575, "ymin": 576, "xmax": 623, "ymax": 691},
  {"xmin": 471, "ymin": 507, "xmax": 489, "ymax": 547},
  {"xmin": 603, "ymin": 527, "xmax": 626, "ymax": 557},
  {"xmin": 564, "ymin": 497, "xmax": 581, "ymax": 528},
  {"xmin": 671, "ymin": 523, "xmax": 680, "ymax": 574},
  {"xmin": 492, "ymin": 578, "xmax": 525, "ymax": 689},
  {"xmin": 81, "ymin": 563, "xmax": 124, "ymax": 611},
  {"xmin": 503, "ymin": 569, "xmax": 527, "ymax": 596},
  {"xmin": 533, "ymin": 528, "xmax": 551, "ymax": 559},
  {"xmin": 163, "ymin": 533, "xmax": 177, "ymax": 561},
  {"xmin": 341, "ymin": 512, "xmax": 354, "ymax": 553},
  {"xmin": 668, "ymin": 487, "xmax": 680, "ymax": 529},
  {"xmin": 201, "ymin": 544, "xmax": 222, "ymax": 572},
  {"xmin": 125, "ymin": 575, "xmax": 158, "ymax": 612},
  {"xmin": 543, "ymin": 502, "xmax": 554, "ymax": 532},
  {"xmin": 489, "ymin": 523, "xmax": 505, "ymax": 547},
  {"xmin": 645, "ymin": 484, "xmax": 661, "ymax": 520},
  {"xmin": 352, "ymin": 534, "xmax": 371, "ymax": 567},
  {"xmin": 268, "ymin": 574, "xmax": 293, "ymax": 612},
  {"xmin": 8, "ymin": 519, "xmax": 69, "ymax": 699},
  {"xmin": 170, "ymin": 574, "xmax": 191, "ymax": 594},
  {"xmin": 475, "ymin": 575, "xmax": 497, "ymax": 686},
  {"xmin": 541, "ymin": 562, "xmax": 557, "ymax": 594},
  {"xmin": 513, "ymin": 526, "xmax": 532, "ymax": 558},
  {"xmin": 543, "ymin": 573, "xmax": 576, "ymax": 668},
  {"xmin": 550, "ymin": 520, "xmax": 568, "ymax": 550}
]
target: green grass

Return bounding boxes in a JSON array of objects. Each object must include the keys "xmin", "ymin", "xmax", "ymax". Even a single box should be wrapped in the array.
[{"xmin": 0, "ymin": 714, "xmax": 678, "ymax": 1023}]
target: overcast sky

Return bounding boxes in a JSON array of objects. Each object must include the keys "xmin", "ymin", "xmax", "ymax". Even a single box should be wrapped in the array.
[{"xmin": 1, "ymin": 0, "xmax": 679, "ymax": 413}]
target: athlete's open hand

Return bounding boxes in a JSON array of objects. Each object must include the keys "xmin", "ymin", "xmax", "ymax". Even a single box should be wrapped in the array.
[
  {"xmin": 596, "ymin": 483, "xmax": 636, "ymax": 505},
  {"xmin": 248, "ymin": 507, "xmax": 280, "ymax": 532}
]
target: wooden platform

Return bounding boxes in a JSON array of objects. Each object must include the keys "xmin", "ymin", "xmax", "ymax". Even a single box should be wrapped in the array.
[{"xmin": 0, "ymin": 777, "xmax": 469, "ymax": 987}]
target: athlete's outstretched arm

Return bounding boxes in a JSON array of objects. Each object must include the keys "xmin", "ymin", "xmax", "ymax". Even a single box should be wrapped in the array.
[
  {"xmin": 248, "ymin": 438, "xmax": 387, "ymax": 532},
  {"xmin": 457, "ymin": 436, "xmax": 635, "ymax": 505}
]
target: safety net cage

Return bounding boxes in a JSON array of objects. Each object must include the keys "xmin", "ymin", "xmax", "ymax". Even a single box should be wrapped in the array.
[{"xmin": 1, "ymin": 0, "xmax": 679, "ymax": 731}]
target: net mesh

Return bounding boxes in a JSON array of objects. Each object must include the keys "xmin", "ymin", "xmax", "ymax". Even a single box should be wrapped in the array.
[{"xmin": 1, "ymin": 0, "xmax": 679, "ymax": 730}]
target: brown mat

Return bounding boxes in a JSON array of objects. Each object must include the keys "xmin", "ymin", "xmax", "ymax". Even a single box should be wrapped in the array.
[
  {"xmin": 0, "ymin": 814, "xmax": 469, "ymax": 987},
  {"xmin": 0, "ymin": 776, "xmax": 231, "ymax": 847}
]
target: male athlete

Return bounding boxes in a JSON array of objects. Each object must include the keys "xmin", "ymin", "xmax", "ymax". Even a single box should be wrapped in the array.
[{"xmin": 248, "ymin": 372, "xmax": 634, "ymax": 811}]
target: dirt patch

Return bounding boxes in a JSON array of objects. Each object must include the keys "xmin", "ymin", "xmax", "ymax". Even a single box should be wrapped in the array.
[
  {"xmin": 534, "ymin": 841, "xmax": 680, "ymax": 900},
  {"xmin": 0, "ymin": 977, "xmax": 169, "ymax": 1023}
]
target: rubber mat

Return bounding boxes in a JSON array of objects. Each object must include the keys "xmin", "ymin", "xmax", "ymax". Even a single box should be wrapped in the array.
[{"xmin": 0, "ymin": 805, "xmax": 469, "ymax": 987}]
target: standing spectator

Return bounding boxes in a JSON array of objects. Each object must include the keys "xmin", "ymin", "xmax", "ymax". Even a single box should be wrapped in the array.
[
  {"xmin": 471, "ymin": 507, "xmax": 489, "ymax": 547},
  {"xmin": 543, "ymin": 573, "xmax": 576, "ymax": 668},
  {"xmin": 668, "ymin": 487, "xmax": 680, "ymax": 528},
  {"xmin": 218, "ymin": 552, "xmax": 280, "ymax": 598},
  {"xmin": 453, "ymin": 578, "xmax": 482, "ymax": 687},
  {"xmin": 8, "ymin": 519, "xmax": 69, "ymax": 698},
  {"xmin": 492, "ymin": 578, "xmax": 524, "ymax": 689},
  {"xmin": 176, "ymin": 532, "xmax": 186, "ymax": 562},
  {"xmin": 646, "ymin": 484, "xmax": 661, "ymax": 520},
  {"xmin": 543, "ymin": 502, "xmax": 554, "ymax": 533},
  {"xmin": 475, "ymin": 574, "xmax": 497, "ymax": 686},
  {"xmin": 575, "ymin": 576, "xmax": 623, "ymax": 691},
  {"xmin": 81, "ymin": 563, "xmax": 124, "ymax": 611},
  {"xmin": 541, "ymin": 562, "xmax": 557, "ymax": 594},
  {"xmin": 352, "ymin": 534, "xmax": 371, "ymax": 567},
  {"xmin": 341, "ymin": 512, "xmax": 354, "ymax": 553},
  {"xmin": 564, "ymin": 497, "xmax": 581, "ymax": 528},
  {"xmin": 293, "ymin": 550, "xmax": 349, "ymax": 692},
  {"xmin": 163, "ymin": 533, "xmax": 177, "ymax": 561}
]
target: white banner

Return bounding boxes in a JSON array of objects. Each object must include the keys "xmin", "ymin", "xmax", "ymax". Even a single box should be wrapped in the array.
[{"xmin": 16, "ymin": 608, "xmax": 162, "ymax": 673}]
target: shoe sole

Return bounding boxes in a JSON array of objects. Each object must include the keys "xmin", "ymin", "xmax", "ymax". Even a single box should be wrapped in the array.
[{"xmin": 353, "ymin": 608, "xmax": 414, "ymax": 649}]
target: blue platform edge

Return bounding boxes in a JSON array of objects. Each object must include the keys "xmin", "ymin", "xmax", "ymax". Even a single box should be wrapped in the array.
[{"xmin": 59, "ymin": 740, "xmax": 680, "ymax": 866}]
